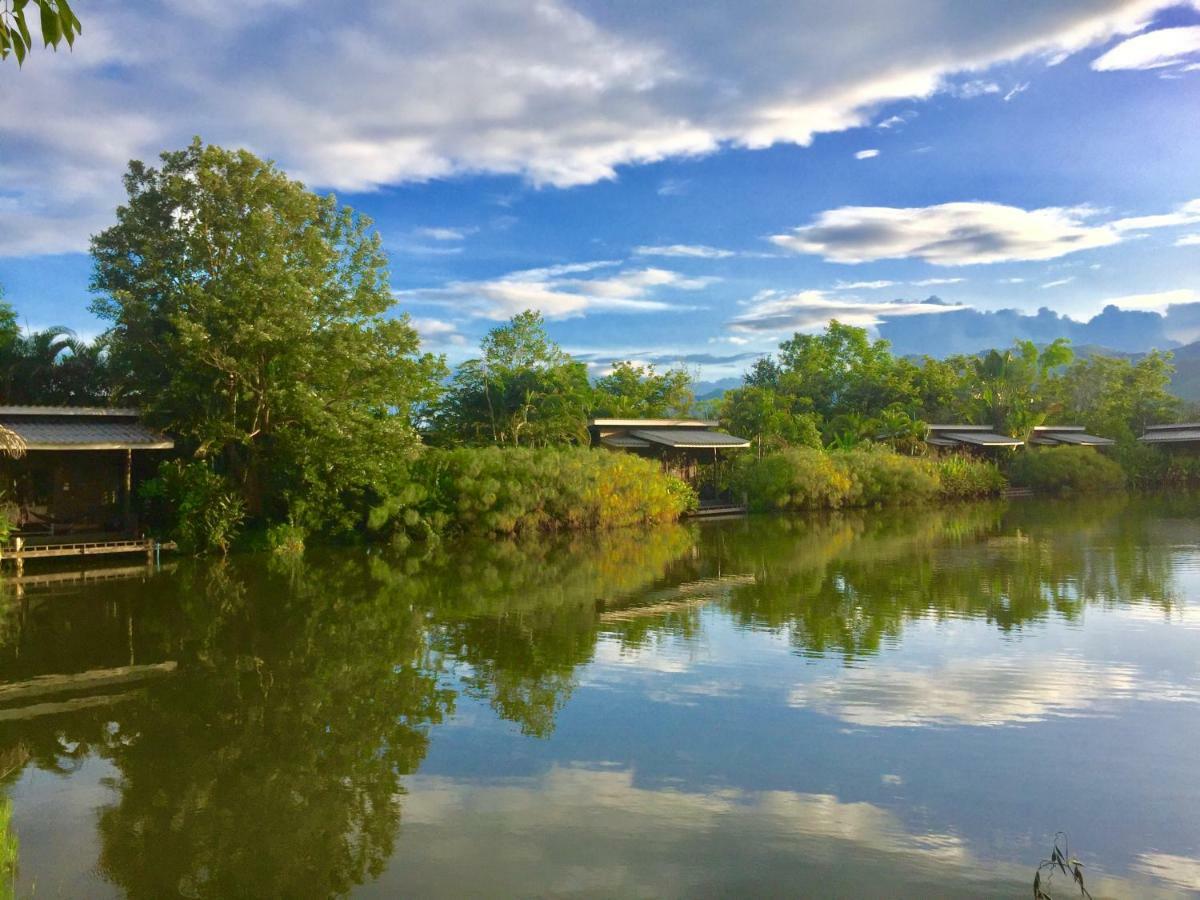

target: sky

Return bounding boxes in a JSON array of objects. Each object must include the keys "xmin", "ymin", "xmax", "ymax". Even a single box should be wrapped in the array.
[{"xmin": 2, "ymin": 0, "xmax": 1200, "ymax": 381}]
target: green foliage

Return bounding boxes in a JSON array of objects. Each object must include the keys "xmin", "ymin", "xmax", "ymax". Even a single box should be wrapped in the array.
[
  {"xmin": 965, "ymin": 338, "xmax": 1073, "ymax": 437},
  {"xmin": 1009, "ymin": 446, "xmax": 1125, "ymax": 496},
  {"xmin": 719, "ymin": 384, "xmax": 822, "ymax": 456},
  {"xmin": 429, "ymin": 311, "xmax": 590, "ymax": 447},
  {"xmin": 837, "ymin": 445, "xmax": 941, "ymax": 507},
  {"xmin": 0, "ymin": 0, "xmax": 81, "ymax": 65},
  {"xmin": 731, "ymin": 447, "xmax": 853, "ymax": 512},
  {"xmin": 592, "ymin": 360, "xmax": 694, "ymax": 418},
  {"xmin": 931, "ymin": 454, "xmax": 1007, "ymax": 499},
  {"xmin": 733, "ymin": 446, "xmax": 1006, "ymax": 512},
  {"xmin": 0, "ymin": 798, "xmax": 15, "ymax": 897},
  {"xmin": 370, "ymin": 447, "xmax": 696, "ymax": 541},
  {"xmin": 91, "ymin": 139, "xmax": 445, "ymax": 533},
  {"xmin": 265, "ymin": 522, "xmax": 306, "ymax": 556},
  {"xmin": 0, "ymin": 296, "xmax": 109, "ymax": 405},
  {"xmin": 141, "ymin": 460, "xmax": 246, "ymax": 555}
]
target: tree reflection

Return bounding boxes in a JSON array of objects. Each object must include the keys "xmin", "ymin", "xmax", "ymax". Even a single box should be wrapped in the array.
[{"xmin": 0, "ymin": 497, "xmax": 1193, "ymax": 893}]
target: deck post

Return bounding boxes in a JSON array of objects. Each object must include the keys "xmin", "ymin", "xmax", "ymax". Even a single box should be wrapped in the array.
[
  {"xmin": 123, "ymin": 448, "xmax": 133, "ymax": 532},
  {"xmin": 13, "ymin": 536, "xmax": 23, "ymax": 576}
]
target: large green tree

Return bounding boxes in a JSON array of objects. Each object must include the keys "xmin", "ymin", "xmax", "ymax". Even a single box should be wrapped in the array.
[
  {"xmin": 591, "ymin": 360, "xmax": 694, "ymax": 418},
  {"xmin": 90, "ymin": 139, "xmax": 445, "ymax": 530},
  {"xmin": 430, "ymin": 310, "xmax": 591, "ymax": 447}
]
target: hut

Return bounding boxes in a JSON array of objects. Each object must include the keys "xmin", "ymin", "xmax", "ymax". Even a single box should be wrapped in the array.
[
  {"xmin": 0, "ymin": 406, "xmax": 173, "ymax": 537},
  {"xmin": 1029, "ymin": 426, "xmax": 1114, "ymax": 447},
  {"xmin": 925, "ymin": 425, "xmax": 1024, "ymax": 453},
  {"xmin": 588, "ymin": 418, "xmax": 750, "ymax": 506},
  {"xmin": 1138, "ymin": 423, "xmax": 1200, "ymax": 449}
]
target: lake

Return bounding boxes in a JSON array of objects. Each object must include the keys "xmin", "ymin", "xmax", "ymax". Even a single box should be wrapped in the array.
[{"xmin": 2, "ymin": 495, "xmax": 1199, "ymax": 898}]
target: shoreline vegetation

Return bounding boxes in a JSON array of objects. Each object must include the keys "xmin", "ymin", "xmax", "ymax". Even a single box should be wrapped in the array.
[{"xmin": 0, "ymin": 139, "xmax": 1190, "ymax": 556}]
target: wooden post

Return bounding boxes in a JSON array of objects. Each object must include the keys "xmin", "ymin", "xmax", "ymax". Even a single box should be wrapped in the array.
[
  {"xmin": 13, "ymin": 536, "xmax": 22, "ymax": 576},
  {"xmin": 123, "ymin": 449, "xmax": 133, "ymax": 534}
]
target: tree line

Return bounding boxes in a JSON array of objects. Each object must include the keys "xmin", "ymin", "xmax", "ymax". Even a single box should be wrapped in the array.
[{"xmin": 0, "ymin": 139, "xmax": 1184, "ymax": 548}]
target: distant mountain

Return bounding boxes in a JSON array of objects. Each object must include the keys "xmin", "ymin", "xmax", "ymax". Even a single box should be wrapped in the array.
[
  {"xmin": 877, "ymin": 302, "xmax": 1189, "ymax": 358},
  {"xmin": 693, "ymin": 377, "xmax": 741, "ymax": 401}
]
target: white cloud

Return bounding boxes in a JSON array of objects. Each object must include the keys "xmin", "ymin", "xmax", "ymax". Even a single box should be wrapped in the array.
[
  {"xmin": 1103, "ymin": 288, "xmax": 1200, "ymax": 311},
  {"xmin": 656, "ymin": 178, "xmax": 690, "ymax": 197},
  {"xmin": 912, "ymin": 277, "xmax": 966, "ymax": 286},
  {"xmin": 771, "ymin": 198, "xmax": 1200, "ymax": 266},
  {"xmin": 950, "ymin": 79, "xmax": 1001, "ymax": 98},
  {"xmin": 400, "ymin": 261, "xmax": 709, "ymax": 320},
  {"xmin": 854, "ymin": 148, "xmax": 880, "ymax": 160},
  {"xmin": 788, "ymin": 656, "xmax": 1141, "ymax": 728},
  {"xmin": 1003, "ymin": 81, "xmax": 1031, "ymax": 101},
  {"xmin": 414, "ymin": 226, "xmax": 477, "ymax": 241},
  {"xmin": 1041, "ymin": 276, "xmax": 1076, "ymax": 288},
  {"xmin": 876, "ymin": 112, "xmax": 914, "ymax": 129},
  {"xmin": 728, "ymin": 289, "xmax": 965, "ymax": 333},
  {"xmin": 1178, "ymin": 234, "xmax": 1200, "ymax": 246},
  {"xmin": 833, "ymin": 280, "xmax": 897, "ymax": 290},
  {"xmin": 1092, "ymin": 25, "xmax": 1200, "ymax": 71},
  {"xmin": 1, "ymin": 0, "xmax": 1186, "ymax": 256},
  {"xmin": 634, "ymin": 244, "xmax": 736, "ymax": 259},
  {"xmin": 1134, "ymin": 853, "xmax": 1200, "ymax": 893},
  {"xmin": 411, "ymin": 316, "xmax": 469, "ymax": 348}
]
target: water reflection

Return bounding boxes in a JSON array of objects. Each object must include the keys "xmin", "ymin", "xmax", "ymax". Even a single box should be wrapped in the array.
[{"xmin": 0, "ymin": 496, "xmax": 1197, "ymax": 896}]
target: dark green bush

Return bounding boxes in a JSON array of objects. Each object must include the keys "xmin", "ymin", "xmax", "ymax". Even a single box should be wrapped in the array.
[
  {"xmin": 1009, "ymin": 446, "xmax": 1125, "ymax": 495},
  {"xmin": 141, "ymin": 460, "xmax": 245, "ymax": 555},
  {"xmin": 369, "ymin": 447, "xmax": 696, "ymax": 544}
]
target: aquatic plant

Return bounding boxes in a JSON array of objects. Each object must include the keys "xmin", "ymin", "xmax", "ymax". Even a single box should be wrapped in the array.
[
  {"xmin": 370, "ymin": 447, "xmax": 696, "ymax": 542},
  {"xmin": 1009, "ymin": 446, "xmax": 1125, "ymax": 496}
]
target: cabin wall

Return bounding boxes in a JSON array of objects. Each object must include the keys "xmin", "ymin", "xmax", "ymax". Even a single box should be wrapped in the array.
[{"xmin": 1, "ymin": 451, "xmax": 139, "ymax": 532}]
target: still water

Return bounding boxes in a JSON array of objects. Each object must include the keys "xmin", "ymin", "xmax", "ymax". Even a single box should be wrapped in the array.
[{"xmin": 2, "ymin": 496, "xmax": 1199, "ymax": 898}]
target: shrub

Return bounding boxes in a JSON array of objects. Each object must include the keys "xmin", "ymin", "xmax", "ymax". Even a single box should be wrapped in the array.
[
  {"xmin": 369, "ymin": 447, "xmax": 696, "ymax": 540},
  {"xmin": 932, "ymin": 455, "xmax": 1007, "ymax": 499},
  {"xmin": 731, "ymin": 446, "xmax": 852, "ymax": 511},
  {"xmin": 1008, "ymin": 446, "xmax": 1125, "ymax": 495},
  {"xmin": 265, "ymin": 522, "xmax": 306, "ymax": 556},
  {"xmin": 141, "ymin": 460, "xmax": 246, "ymax": 555},
  {"xmin": 836, "ymin": 445, "xmax": 940, "ymax": 507}
]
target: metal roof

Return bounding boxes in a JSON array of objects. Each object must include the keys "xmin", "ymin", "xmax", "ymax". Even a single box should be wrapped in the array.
[
  {"xmin": 0, "ymin": 406, "xmax": 139, "ymax": 417},
  {"xmin": 629, "ymin": 428, "xmax": 751, "ymax": 449},
  {"xmin": 926, "ymin": 424, "xmax": 994, "ymax": 432},
  {"xmin": 0, "ymin": 419, "xmax": 173, "ymax": 451},
  {"xmin": 601, "ymin": 434, "xmax": 652, "ymax": 449},
  {"xmin": 1031, "ymin": 429, "xmax": 1115, "ymax": 446},
  {"xmin": 1140, "ymin": 428, "xmax": 1200, "ymax": 443},
  {"xmin": 936, "ymin": 430, "xmax": 1024, "ymax": 448},
  {"xmin": 590, "ymin": 418, "xmax": 718, "ymax": 428}
]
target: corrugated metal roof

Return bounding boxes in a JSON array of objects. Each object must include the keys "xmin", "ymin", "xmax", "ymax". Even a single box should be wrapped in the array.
[
  {"xmin": 590, "ymin": 418, "xmax": 718, "ymax": 428},
  {"xmin": 630, "ymin": 428, "xmax": 751, "ymax": 449},
  {"xmin": 1140, "ymin": 429, "xmax": 1200, "ymax": 443},
  {"xmin": 0, "ymin": 419, "xmax": 173, "ymax": 450},
  {"xmin": 1032, "ymin": 430, "xmax": 1115, "ymax": 446},
  {"xmin": 601, "ymin": 434, "xmax": 652, "ymax": 449},
  {"xmin": 0, "ymin": 405, "xmax": 138, "ymax": 417},
  {"xmin": 938, "ymin": 431, "xmax": 1024, "ymax": 447}
]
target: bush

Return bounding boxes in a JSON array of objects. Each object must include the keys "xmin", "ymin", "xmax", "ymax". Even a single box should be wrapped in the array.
[
  {"xmin": 732, "ymin": 446, "xmax": 1006, "ymax": 512},
  {"xmin": 731, "ymin": 447, "xmax": 853, "ymax": 512},
  {"xmin": 837, "ymin": 445, "xmax": 940, "ymax": 507},
  {"xmin": 141, "ymin": 460, "xmax": 246, "ymax": 555},
  {"xmin": 1008, "ymin": 446, "xmax": 1125, "ymax": 495},
  {"xmin": 265, "ymin": 522, "xmax": 306, "ymax": 556},
  {"xmin": 932, "ymin": 455, "xmax": 1007, "ymax": 499},
  {"xmin": 369, "ymin": 447, "xmax": 696, "ymax": 541}
]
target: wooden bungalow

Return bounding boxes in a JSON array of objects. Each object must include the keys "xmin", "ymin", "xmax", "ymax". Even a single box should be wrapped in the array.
[
  {"xmin": 1138, "ymin": 423, "xmax": 1200, "ymax": 449},
  {"xmin": 0, "ymin": 406, "xmax": 173, "ymax": 538},
  {"xmin": 589, "ymin": 418, "xmax": 750, "ymax": 509},
  {"xmin": 925, "ymin": 425, "xmax": 1024, "ymax": 452}
]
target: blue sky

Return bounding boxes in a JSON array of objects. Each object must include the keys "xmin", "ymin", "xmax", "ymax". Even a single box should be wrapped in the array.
[{"xmin": 2, "ymin": 1, "xmax": 1200, "ymax": 379}]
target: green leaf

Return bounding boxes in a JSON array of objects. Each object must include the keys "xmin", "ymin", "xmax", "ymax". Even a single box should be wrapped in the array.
[
  {"xmin": 12, "ymin": 28, "xmax": 26, "ymax": 65},
  {"xmin": 40, "ymin": 2, "xmax": 61, "ymax": 47},
  {"xmin": 16, "ymin": 9, "xmax": 32, "ymax": 48}
]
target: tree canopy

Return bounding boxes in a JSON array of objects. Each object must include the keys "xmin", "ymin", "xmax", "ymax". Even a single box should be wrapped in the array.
[{"xmin": 90, "ymin": 139, "xmax": 446, "ymax": 531}]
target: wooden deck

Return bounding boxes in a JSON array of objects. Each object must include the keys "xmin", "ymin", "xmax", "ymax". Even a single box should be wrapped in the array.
[
  {"xmin": 1, "ymin": 536, "xmax": 176, "ymax": 572},
  {"xmin": 686, "ymin": 502, "xmax": 747, "ymax": 518}
]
